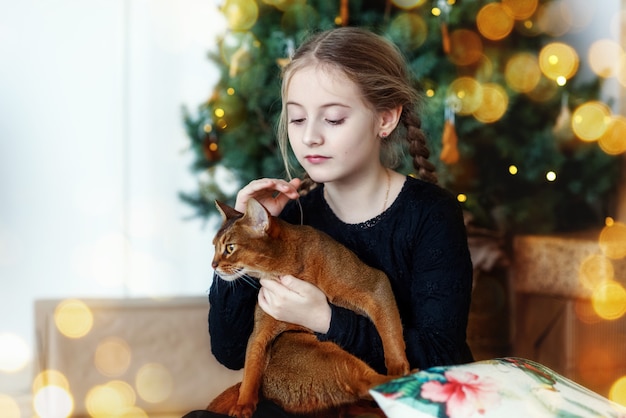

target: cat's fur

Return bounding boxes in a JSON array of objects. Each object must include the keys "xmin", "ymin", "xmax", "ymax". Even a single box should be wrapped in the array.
[{"xmin": 208, "ymin": 198, "xmax": 409, "ymax": 418}]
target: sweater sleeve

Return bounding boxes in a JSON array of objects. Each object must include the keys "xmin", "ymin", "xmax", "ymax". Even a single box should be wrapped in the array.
[{"xmin": 208, "ymin": 274, "xmax": 259, "ymax": 370}]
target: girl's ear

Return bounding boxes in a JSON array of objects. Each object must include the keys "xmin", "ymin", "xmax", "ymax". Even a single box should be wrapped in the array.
[{"xmin": 378, "ymin": 105, "xmax": 402, "ymax": 137}]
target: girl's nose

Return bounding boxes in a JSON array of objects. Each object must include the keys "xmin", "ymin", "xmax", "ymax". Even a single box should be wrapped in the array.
[{"xmin": 302, "ymin": 123, "xmax": 323, "ymax": 146}]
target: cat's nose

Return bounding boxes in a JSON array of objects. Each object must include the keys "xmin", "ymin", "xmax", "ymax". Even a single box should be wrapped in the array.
[{"xmin": 212, "ymin": 260, "xmax": 218, "ymax": 269}]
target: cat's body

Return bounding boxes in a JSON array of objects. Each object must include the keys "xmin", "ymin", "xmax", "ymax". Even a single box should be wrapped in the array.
[{"xmin": 208, "ymin": 198, "xmax": 409, "ymax": 418}]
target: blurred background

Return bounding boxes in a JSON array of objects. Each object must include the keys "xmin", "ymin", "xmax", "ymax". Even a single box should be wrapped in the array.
[{"xmin": 1, "ymin": 0, "xmax": 625, "ymax": 416}]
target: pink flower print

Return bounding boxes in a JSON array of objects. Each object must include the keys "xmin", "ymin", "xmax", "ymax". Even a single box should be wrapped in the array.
[{"xmin": 421, "ymin": 370, "xmax": 500, "ymax": 418}]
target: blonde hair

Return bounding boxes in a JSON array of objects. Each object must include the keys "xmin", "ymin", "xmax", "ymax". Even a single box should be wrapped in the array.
[{"xmin": 278, "ymin": 26, "xmax": 436, "ymax": 190}]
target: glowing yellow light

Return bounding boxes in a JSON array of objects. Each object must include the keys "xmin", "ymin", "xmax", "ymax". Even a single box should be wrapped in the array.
[
  {"xmin": 94, "ymin": 337, "xmax": 132, "ymax": 377},
  {"xmin": 502, "ymin": 0, "xmax": 538, "ymax": 20},
  {"xmin": 447, "ymin": 77, "xmax": 483, "ymax": 115},
  {"xmin": 33, "ymin": 385, "xmax": 74, "ymax": 418},
  {"xmin": 86, "ymin": 381, "xmax": 136, "ymax": 417},
  {"xmin": 556, "ymin": 76, "xmax": 567, "ymax": 86},
  {"xmin": 135, "ymin": 363, "xmax": 173, "ymax": 403},
  {"xmin": 426, "ymin": 89, "xmax": 435, "ymax": 97},
  {"xmin": 505, "ymin": 52, "xmax": 541, "ymax": 93},
  {"xmin": 203, "ymin": 124, "xmax": 212, "ymax": 133},
  {"xmin": 33, "ymin": 370, "xmax": 70, "ymax": 393},
  {"xmin": 214, "ymin": 108, "xmax": 225, "ymax": 118},
  {"xmin": 546, "ymin": 171, "xmax": 556, "ymax": 182},
  {"xmin": 431, "ymin": 7, "xmax": 442, "ymax": 16},
  {"xmin": 209, "ymin": 143, "xmax": 218, "ymax": 152},
  {"xmin": 592, "ymin": 281, "xmax": 626, "ymax": 320},
  {"xmin": 578, "ymin": 254, "xmax": 614, "ymax": 292},
  {"xmin": 609, "ymin": 376, "xmax": 626, "ymax": 406},
  {"xmin": 598, "ymin": 115, "xmax": 626, "ymax": 155},
  {"xmin": 473, "ymin": 83, "xmax": 508, "ymax": 123},
  {"xmin": 509, "ymin": 165, "xmax": 518, "ymax": 175},
  {"xmin": 448, "ymin": 29, "xmax": 483, "ymax": 66},
  {"xmin": 476, "ymin": 3, "xmax": 514, "ymax": 41},
  {"xmin": 0, "ymin": 333, "xmax": 30, "ymax": 373},
  {"xmin": 571, "ymin": 101, "xmax": 611, "ymax": 142},
  {"xmin": 221, "ymin": 0, "xmax": 259, "ymax": 31},
  {"xmin": 457, "ymin": 194, "xmax": 467, "ymax": 203},
  {"xmin": 599, "ymin": 222, "xmax": 626, "ymax": 260},
  {"xmin": 391, "ymin": 0, "xmax": 426, "ymax": 10},
  {"xmin": 226, "ymin": 88, "xmax": 235, "ymax": 95},
  {"xmin": 0, "ymin": 394, "xmax": 20, "ymax": 418},
  {"xmin": 539, "ymin": 42, "xmax": 579, "ymax": 81},
  {"xmin": 54, "ymin": 299, "xmax": 93, "ymax": 339},
  {"xmin": 606, "ymin": 217, "xmax": 615, "ymax": 227}
]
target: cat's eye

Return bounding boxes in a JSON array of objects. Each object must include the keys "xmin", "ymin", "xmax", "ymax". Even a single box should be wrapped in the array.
[{"xmin": 225, "ymin": 243, "xmax": 235, "ymax": 255}]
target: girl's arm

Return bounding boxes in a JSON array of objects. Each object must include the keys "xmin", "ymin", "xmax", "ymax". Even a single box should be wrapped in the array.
[{"xmin": 208, "ymin": 275, "xmax": 259, "ymax": 370}]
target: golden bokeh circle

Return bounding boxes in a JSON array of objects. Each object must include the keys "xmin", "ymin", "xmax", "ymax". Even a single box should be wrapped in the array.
[
  {"xmin": 571, "ymin": 101, "xmax": 611, "ymax": 142},
  {"xmin": 448, "ymin": 29, "xmax": 483, "ymax": 66},
  {"xmin": 502, "ymin": 0, "xmax": 538, "ymax": 20},
  {"xmin": 33, "ymin": 385, "xmax": 74, "ymax": 418},
  {"xmin": 588, "ymin": 39, "xmax": 623, "ymax": 78},
  {"xmin": 473, "ymin": 83, "xmax": 509, "ymax": 123},
  {"xmin": 221, "ymin": 0, "xmax": 259, "ymax": 31},
  {"xmin": 0, "ymin": 394, "xmax": 20, "ymax": 418},
  {"xmin": 505, "ymin": 52, "xmax": 541, "ymax": 93},
  {"xmin": 599, "ymin": 222, "xmax": 626, "ymax": 259},
  {"xmin": 54, "ymin": 299, "xmax": 94, "ymax": 339},
  {"xmin": 135, "ymin": 363, "xmax": 173, "ymax": 404},
  {"xmin": 536, "ymin": 2, "xmax": 572, "ymax": 37},
  {"xmin": 539, "ymin": 42, "xmax": 579, "ymax": 81},
  {"xmin": 598, "ymin": 115, "xmax": 626, "ymax": 155},
  {"xmin": 447, "ymin": 77, "xmax": 483, "ymax": 115},
  {"xmin": 391, "ymin": 0, "xmax": 427, "ymax": 10},
  {"xmin": 94, "ymin": 337, "xmax": 132, "ymax": 377},
  {"xmin": 592, "ymin": 281, "xmax": 626, "ymax": 320},
  {"xmin": 578, "ymin": 254, "xmax": 614, "ymax": 293},
  {"xmin": 86, "ymin": 381, "xmax": 136, "ymax": 417},
  {"xmin": 609, "ymin": 375, "xmax": 626, "ymax": 407},
  {"xmin": 476, "ymin": 3, "xmax": 514, "ymax": 41}
]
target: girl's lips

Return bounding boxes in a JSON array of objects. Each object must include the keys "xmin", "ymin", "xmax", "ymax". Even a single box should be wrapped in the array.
[{"xmin": 305, "ymin": 155, "xmax": 330, "ymax": 164}]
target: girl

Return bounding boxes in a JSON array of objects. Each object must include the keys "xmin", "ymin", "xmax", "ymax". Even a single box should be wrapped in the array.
[{"xmin": 191, "ymin": 26, "xmax": 474, "ymax": 418}]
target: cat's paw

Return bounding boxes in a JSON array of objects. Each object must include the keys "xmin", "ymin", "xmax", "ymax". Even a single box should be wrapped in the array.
[
  {"xmin": 386, "ymin": 360, "xmax": 410, "ymax": 377},
  {"xmin": 229, "ymin": 403, "xmax": 256, "ymax": 418}
]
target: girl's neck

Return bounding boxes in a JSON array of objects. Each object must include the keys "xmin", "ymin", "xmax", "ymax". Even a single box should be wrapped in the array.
[{"xmin": 323, "ymin": 168, "xmax": 401, "ymax": 224}]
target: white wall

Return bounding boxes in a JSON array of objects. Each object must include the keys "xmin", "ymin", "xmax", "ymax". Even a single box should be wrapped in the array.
[{"xmin": 0, "ymin": 0, "xmax": 224, "ymax": 396}]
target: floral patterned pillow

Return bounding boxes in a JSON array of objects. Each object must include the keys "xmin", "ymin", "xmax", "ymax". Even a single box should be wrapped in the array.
[{"xmin": 370, "ymin": 357, "xmax": 626, "ymax": 418}]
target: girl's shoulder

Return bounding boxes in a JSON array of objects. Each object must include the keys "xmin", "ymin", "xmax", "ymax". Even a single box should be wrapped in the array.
[{"xmin": 397, "ymin": 176, "xmax": 459, "ymax": 209}]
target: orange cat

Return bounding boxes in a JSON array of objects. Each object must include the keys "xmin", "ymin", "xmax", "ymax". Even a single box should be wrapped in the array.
[{"xmin": 208, "ymin": 198, "xmax": 409, "ymax": 418}]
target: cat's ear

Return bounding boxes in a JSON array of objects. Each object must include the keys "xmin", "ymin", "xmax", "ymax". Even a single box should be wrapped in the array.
[
  {"xmin": 215, "ymin": 200, "xmax": 242, "ymax": 221},
  {"xmin": 244, "ymin": 198, "xmax": 272, "ymax": 234}
]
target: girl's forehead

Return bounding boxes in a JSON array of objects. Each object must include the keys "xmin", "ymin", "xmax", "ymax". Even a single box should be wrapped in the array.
[{"xmin": 286, "ymin": 65, "xmax": 360, "ymax": 102}]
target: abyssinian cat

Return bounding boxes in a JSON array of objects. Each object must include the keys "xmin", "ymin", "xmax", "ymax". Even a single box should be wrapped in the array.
[{"xmin": 208, "ymin": 198, "xmax": 410, "ymax": 418}]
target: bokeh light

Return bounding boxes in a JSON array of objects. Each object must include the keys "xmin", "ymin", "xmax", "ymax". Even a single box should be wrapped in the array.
[
  {"xmin": 473, "ymin": 83, "xmax": 508, "ymax": 123},
  {"xmin": 85, "ymin": 381, "xmax": 136, "ymax": 418},
  {"xmin": 571, "ymin": 101, "xmax": 611, "ymax": 142},
  {"xmin": 599, "ymin": 222, "xmax": 626, "ymax": 260},
  {"xmin": 476, "ymin": 3, "xmax": 514, "ymax": 41},
  {"xmin": 54, "ymin": 299, "xmax": 94, "ymax": 339},
  {"xmin": 221, "ymin": 0, "xmax": 258, "ymax": 31},
  {"xmin": 539, "ymin": 42, "xmax": 579, "ymax": 81},
  {"xmin": 578, "ymin": 254, "xmax": 614, "ymax": 293},
  {"xmin": 448, "ymin": 29, "xmax": 483, "ymax": 66},
  {"xmin": 0, "ymin": 394, "xmax": 20, "ymax": 418},
  {"xmin": 509, "ymin": 165, "xmax": 518, "ymax": 175},
  {"xmin": 598, "ymin": 115, "xmax": 626, "ymax": 155},
  {"xmin": 588, "ymin": 39, "xmax": 623, "ymax": 78},
  {"xmin": 505, "ymin": 52, "xmax": 541, "ymax": 93},
  {"xmin": 609, "ymin": 376, "xmax": 626, "ymax": 406},
  {"xmin": 389, "ymin": 13, "xmax": 428, "ymax": 50},
  {"xmin": 591, "ymin": 281, "xmax": 626, "ymax": 320},
  {"xmin": 135, "ymin": 363, "xmax": 173, "ymax": 403},
  {"xmin": 0, "ymin": 333, "xmax": 30, "ymax": 373},
  {"xmin": 545, "ymin": 171, "xmax": 556, "ymax": 182},
  {"xmin": 33, "ymin": 385, "xmax": 74, "ymax": 418},
  {"xmin": 447, "ymin": 77, "xmax": 483, "ymax": 115},
  {"xmin": 219, "ymin": 31, "xmax": 259, "ymax": 76},
  {"xmin": 391, "ymin": 0, "xmax": 427, "ymax": 10},
  {"xmin": 94, "ymin": 337, "xmax": 132, "ymax": 378},
  {"xmin": 536, "ymin": 1, "xmax": 572, "ymax": 37},
  {"xmin": 33, "ymin": 370, "xmax": 70, "ymax": 393},
  {"xmin": 502, "ymin": 0, "xmax": 538, "ymax": 20}
]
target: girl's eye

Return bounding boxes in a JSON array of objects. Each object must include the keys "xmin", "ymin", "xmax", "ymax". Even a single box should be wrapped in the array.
[
  {"xmin": 326, "ymin": 118, "xmax": 345, "ymax": 125},
  {"xmin": 225, "ymin": 243, "xmax": 235, "ymax": 255},
  {"xmin": 289, "ymin": 118, "xmax": 305, "ymax": 124}
]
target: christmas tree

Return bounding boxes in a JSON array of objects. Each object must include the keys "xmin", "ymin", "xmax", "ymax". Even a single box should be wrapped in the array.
[{"xmin": 181, "ymin": 0, "xmax": 622, "ymax": 235}]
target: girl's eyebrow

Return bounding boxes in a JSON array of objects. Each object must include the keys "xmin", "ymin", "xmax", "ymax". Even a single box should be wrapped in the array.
[{"xmin": 286, "ymin": 101, "xmax": 350, "ymax": 109}]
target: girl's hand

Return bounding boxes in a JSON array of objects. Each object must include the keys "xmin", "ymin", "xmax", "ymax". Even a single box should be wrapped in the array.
[
  {"xmin": 235, "ymin": 178, "xmax": 302, "ymax": 216},
  {"xmin": 258, "ymin": 275, "xmax": 332, "ymax": 334}
]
